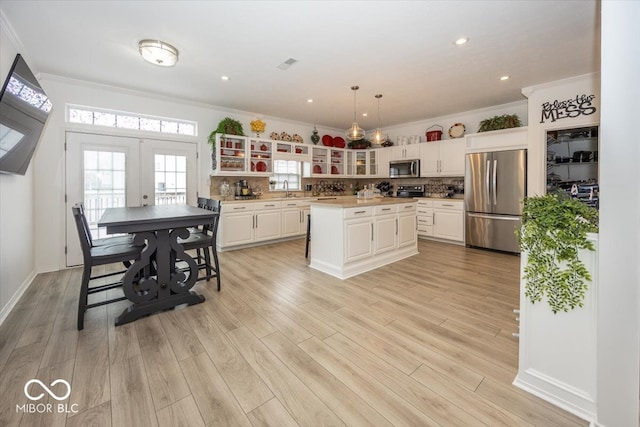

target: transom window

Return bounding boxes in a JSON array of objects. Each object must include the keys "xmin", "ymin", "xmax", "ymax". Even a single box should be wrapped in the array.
[
  {"xmin": 67, "ymin": 105, "xmax": 196, "ymax": 136},
  {"xmin": 272, "ymin": 160, "xmax": 301, "ymax": 190}
]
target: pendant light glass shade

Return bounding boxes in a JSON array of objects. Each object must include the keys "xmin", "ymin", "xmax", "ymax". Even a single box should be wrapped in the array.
[
  {"xmin": 138, "ymin": 39, "xmax": 179, "ymax": 67},
  {"xmin": 371, "ymin": 94, "xmax": 387, "ymax": 144},
  {"xmin": 345, "ymin": 86, "xmax": 365, "ymax": 141}
]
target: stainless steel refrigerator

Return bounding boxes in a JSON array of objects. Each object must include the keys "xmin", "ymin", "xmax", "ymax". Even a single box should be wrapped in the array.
[{"xmin": 465, "ymin": 149, "xmax": 526, "ymax": 253}]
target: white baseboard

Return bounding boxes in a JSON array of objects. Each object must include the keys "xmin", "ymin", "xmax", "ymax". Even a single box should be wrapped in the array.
[{"xmin": 0, "ymin": 270, "xmax": 37, "ymax": 326}]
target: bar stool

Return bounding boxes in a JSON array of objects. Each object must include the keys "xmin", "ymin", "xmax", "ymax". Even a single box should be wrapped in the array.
[{"xmin": 305, "ymin": 213, "xmax": 311, "ymax": 258}]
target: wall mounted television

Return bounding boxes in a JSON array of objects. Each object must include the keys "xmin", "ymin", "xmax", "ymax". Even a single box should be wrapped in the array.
[{"xmin": 0, "ymin": 54, "xmax": 52, "ymax": 175}]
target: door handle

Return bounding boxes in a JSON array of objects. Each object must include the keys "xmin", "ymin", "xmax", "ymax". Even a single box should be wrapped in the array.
[
  {"xmin": 371, "ymin": 223, "xmax": 374, "ymax": 241},
  {"xmin": 485, "ymin": 159, "xmax": 491, "ymax": 207},
  {"xmin": 396, "ymin": 218, "xmax": 398, "ymax": 235},
  {"xmin": 493, "ymin": 159, "xmax": 498, "ymax": 206}
]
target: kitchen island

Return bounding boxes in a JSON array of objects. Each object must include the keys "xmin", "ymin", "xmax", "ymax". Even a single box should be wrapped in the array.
[{"xmin": 309, "ymin": 197, "xmax": 418, "ymax": 279}]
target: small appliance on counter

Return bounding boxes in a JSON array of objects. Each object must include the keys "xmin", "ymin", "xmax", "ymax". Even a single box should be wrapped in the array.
[
  {"xmin": 234, "ymin": 179, "xmax": 256, "ymax": 200},
  {"xmin": 396, "ymin": 184, "xmax": 425, "ymax": 198}
]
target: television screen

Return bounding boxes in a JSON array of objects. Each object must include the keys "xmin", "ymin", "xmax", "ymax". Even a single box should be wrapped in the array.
[{"xmin": 0, "ymin": 54, "xmax": 52, "ymax": 175}]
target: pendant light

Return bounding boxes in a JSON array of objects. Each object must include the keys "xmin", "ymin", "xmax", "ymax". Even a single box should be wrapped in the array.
[
  {"xmin": 345, "ymin": 85, "xmax": 365, "ymax": 141},
  {"xmin": 371, "ymin": 94, "xmax": 388, "ymax": 145}
]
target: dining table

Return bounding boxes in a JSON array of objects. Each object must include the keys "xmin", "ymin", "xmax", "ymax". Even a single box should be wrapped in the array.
[{"xmin": 98, "ymin": 204, "xmax": 213, "ymax": 326}]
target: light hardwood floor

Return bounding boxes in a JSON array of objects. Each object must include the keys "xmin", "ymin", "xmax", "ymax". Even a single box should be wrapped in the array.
[{"xmin": 0, "ymin": 239, "xmax": 588, "ymax": 426}]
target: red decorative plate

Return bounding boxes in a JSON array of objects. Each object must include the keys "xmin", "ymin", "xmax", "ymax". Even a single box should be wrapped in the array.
[
  {"xmin": 331, "ymin": 165, "xmax": 339, "ymax": 174},
  {"xmin": 333, "ymin": 137, "xmax": 345, "ymax": 148},
  {"xmin": 313, "ymin": 165, "xmax": 322, "ymax": 174},
  {"xmin": 322, "ymin": 135, "xmax": 334, "ymax": 146},
  {"xmin": 256, "ymin": 161, "xmax": 267, "ymax": 172}
]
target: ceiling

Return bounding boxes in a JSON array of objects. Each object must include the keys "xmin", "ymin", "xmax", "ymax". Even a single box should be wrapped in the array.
[{"xmin": 0, "ymin": 1, "xmax": 600, "ymax": 131}]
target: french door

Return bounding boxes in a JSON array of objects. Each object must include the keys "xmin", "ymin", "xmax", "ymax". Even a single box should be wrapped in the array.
[{"xmin": 65, "ymin": 132, "xmax": 198, "ymax": 266}]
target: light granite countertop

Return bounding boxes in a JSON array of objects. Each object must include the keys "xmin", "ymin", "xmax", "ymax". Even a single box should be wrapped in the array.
[{"xmin": 310, "ymin": 197, "xmax": 416, "ymax": 208}]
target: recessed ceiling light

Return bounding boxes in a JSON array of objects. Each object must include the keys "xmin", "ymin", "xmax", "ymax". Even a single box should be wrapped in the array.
[
  {"xmin": 500, "ymin": 75, "xmax": 511, "ymax": 81},
  {"xmin": 362, "ymin": 113, "xmax": 368, "ymax": 117},
  {"xmin": 454, "ymin": 37, "xmax": 469, "ymax": 45},
  {"xmin": 307, "ymin": 99, "xmax": 313, "ymax": 103},
  {"xmin": 221, "ymin": 76, "xmax": 229, "ymax": 81}
]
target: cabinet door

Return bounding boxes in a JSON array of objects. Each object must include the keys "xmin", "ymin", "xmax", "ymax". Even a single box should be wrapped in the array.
[
  {"xmin": 374, "ymin": 215, "xmax": 397, "ymax": 254},
  {"xmin": 405, "ymin": 144, "xmax": 420, "ymax": 159},
  {"xmin": 255, "ymin": 210, "xmax": 281, "ymax": 241},
  {"xmin": 344, "ymin": 219, "xmax": 373, "ymax": 262},
  {"xmin": 433, "ymin": 210, "xmax": 464, "ymax": 241},
  {"xmin": 281, "ymin": 208, "xmax": 301, "ymax": 237},
  {"xmin": 420, "ymin": 142, "xmax": 440, "ymax": 176},
  {"xmin": 377, "ymin": 148, "xmax": 390, "ymax": 178},
  {"xmin": 439, "ymin": 139, "xmax": 465, "ymax": 175},
  {"xmin": 355, "ymin": 151, "xmax": 367, "ymax": 176},
  {"xmin": 311, "ymin": 147, "xmax": 328, "ymax": 175},
  {"xmin": 220, "ymin": 212, "xmax": 254, "ymax": 247},
  {"xmin": 397, "ymin": 214, "xmax": 417, "ymax": 247}
]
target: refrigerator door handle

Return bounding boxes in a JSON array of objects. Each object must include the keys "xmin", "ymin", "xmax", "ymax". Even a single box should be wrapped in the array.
[
  {"xmin": 493, "ymin": 159, "xmax": 498, "ymax": 206},
  {"xmin": 485, "ymin": 159, "xmax": 491, "ymax": 208},
  {"xmin": 467, "ymin": 213, "xmax": 521, "ymax": 221}
]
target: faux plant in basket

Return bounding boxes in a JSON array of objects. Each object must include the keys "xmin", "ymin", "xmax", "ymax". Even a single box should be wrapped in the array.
[
  {"xmin": 208, "ymin": 117, "xmax": 245, "ymax": 149},
  {"xmin": 478, "ymin": 114, "xmax": 522, "ymax": 132},
  {"xmin": 516, "ymin": 194, "xmax": 599, "ymax": 313},
  {"xmin": 347, "ymin": 139, "xmax": 371, "ymax": 149}
]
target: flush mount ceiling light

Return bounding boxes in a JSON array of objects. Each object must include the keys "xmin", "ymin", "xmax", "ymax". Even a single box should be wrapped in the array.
[
  {"xmin": 371, "ymin": 94, "xmax": 388, "ymax": 145},
  {"xmin": 138, "ymin": 39, "xmax": 179, "ymax": 67},
  {"xmin": 500, "ymin": 75, "xmax": 511, "ymax": 81},
  {"xmin": 345, "ymin": 85, "xmax": 365, "ymax": 141},
  {"xmin": 454, "ymin": 37, "xmax": 469, "ymax": 45}
]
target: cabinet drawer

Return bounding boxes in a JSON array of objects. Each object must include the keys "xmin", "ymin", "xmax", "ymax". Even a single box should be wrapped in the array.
[
  {"xmin": 254, "ymin": 201, "xmax": 282, "ymax": 210},
  {"xmin": 282, "ymin": 200, "xmax": 303, "ymax": 208},
  {"xmin": 433, "ymin": 200, "xmax": 463, "ymax": 210},
  {"xmin": 417, "ymin": 215, "xmax": 433, "ymax": 226},
  {"xmin": 225, "ymin": 203, "xmax": 254, "ymax": 213},
  {"xmin": 344, "ymin": 207, "xmax": 373, "ymax": 219},
  {"xmin": 398, "ymin": 202, "xmax": 417, "ymax": 213},
  {"xmin": 374, "ymin": 205, "xmax": 397, "ymax": 215},
  {"xmin": 416, "ymin": 199, "xmax": 433, "ymax": 208},
  {"xmin": 417, "ymin": 225, "xmax": 433, "ymax": 236}
]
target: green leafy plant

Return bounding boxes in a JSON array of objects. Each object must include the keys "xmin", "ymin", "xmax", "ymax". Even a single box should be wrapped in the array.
[
  {"xmin": 478, "ymin": 114, "xmax": 522, "ymax": 132},
  {"xmin": 208, "ymin": 117, "xmax": 245, "ymax": 149},
  {"xmin": 517, "ymin": 194, "xmax": 599, "ymax": 313},
  {"xmin": 347, "ymin": 138, "xmax": 371, "ymax": 149}
]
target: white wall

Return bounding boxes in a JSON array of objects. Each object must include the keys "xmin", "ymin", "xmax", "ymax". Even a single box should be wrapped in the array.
[
  {"xmin": 0, "ymin": 18, "xmax": 37, "ymax": 322},
  {"xmin": 597, "ymin": 1, "xmax": 640, "ymax": 425},
  {"xmin": 32, "ymin": 74, "xmax": 344, "ymax": 272}
]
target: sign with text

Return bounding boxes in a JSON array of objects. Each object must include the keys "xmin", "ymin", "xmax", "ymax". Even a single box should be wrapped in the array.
[{"xmin": 540, "ymin": 94, "xmax": 597, "ymax": 123}]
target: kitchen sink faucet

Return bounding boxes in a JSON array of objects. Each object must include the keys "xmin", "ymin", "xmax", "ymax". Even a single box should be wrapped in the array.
[{"xmin": 284, "ymin": 179, "xmax": 289, "ymax": 198}]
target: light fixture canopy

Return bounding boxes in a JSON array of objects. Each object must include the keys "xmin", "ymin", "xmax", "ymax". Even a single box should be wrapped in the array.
[
  {"xmin": 138, "ymin": 39, "xmax": 179, "ymax": 67},
  {"xmin": 345, "ymin": 85, "xmax": 365, "ymax": 141},
  {"xmin": 371, "ymin": 94, "xmax": 388, "ymax": 145}
]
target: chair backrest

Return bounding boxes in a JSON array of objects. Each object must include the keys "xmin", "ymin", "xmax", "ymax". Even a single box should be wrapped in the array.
[
  {"xmin": 77, "ymin": 202, "xmax": 94, "ymax": 246},
  {"xmin": 205, "ymin": 198, "xmax": 221, "ymax": 213},
  {"xmin": 72, "ymin": 204, "xmax": 93, "ymax": 258},
  {"xmin": 197, "ymin": 197, "xmax": 208, "ymax": 209}
]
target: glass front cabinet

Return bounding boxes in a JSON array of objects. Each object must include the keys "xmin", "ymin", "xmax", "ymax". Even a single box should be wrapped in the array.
[{"xmin": 546, "ymin": 125, "xmax": 599, "ymax": 209}]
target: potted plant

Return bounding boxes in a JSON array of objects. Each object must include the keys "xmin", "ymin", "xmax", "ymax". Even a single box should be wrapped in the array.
[
  {"xmin": 269, "ymin": 179, "xmax": 276, "ymax": 190},
  {"xmin": 208, "ymin": 117, "xmax": 245, "ymax": 150},
  {"xmin": 517, "ymin": 194, "xmax": 599, "ymax": 313},
  {"xmin": 347, "ymin": 138, "xmax": 371, "ymax": 149},
  {"xmin": 478, "ymin": 114, "xmax": 522, "ymax": 132}
]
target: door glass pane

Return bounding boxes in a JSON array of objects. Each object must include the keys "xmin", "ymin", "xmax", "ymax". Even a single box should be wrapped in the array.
[
  {"xmin": 83, "ymin": 150, "xmax": 127, "ymax": 239},
  {"xmin": 154, "ymin": 154, "xmax": 187, "ymax": 205}
]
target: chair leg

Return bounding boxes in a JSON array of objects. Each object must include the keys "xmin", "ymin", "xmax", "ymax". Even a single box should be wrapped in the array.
[
  {"xmin": 203, "ymin": 247, "xmax": 212, "ymax": 279},
  {"xmin": 77, "ymin": 265, "xmax": 92, "ymax": 330},
  {"xmin": 211, "ymin": 245, "xmax": 221, "ymax": 291},
  {"xmin": 305, "ymin": 214, "xmax": 311, "ymax": 258}
]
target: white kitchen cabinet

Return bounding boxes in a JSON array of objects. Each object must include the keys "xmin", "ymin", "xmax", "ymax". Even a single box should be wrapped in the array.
[
  {"xmin": 373, "ymin": 204, "xmax": 398, "ymax": 254},
  {"xmin": 392, "ymin": 144, "xmax": 420, "ymax": 160},
  {"xmin": 416, "ymin": 200, "xmax": 434, "ymax": 237},
  {"xmin": 219, "ymin": 203, "xmax": 254, "ymax": 247},
  {"xmin": 433, "ymin": 200, "xmax": 464, "ymax": 242},
  {"xmin": 419, "ymin": 139, "xmax": 465, "ymax": 177},
  {"xmin": 397, "ymin": 203, "xmax": 417, "ymax": 247},
  {"xmin": 377, "ymin": 148, "xmax": 390, "ymax": 178},
  {"xmin": 253, "ymin": 201, "xmax": 281, "ymax": 242},
  {"xmin": 353, "ymin": 149, "xmax": 379, "ymax": 177},
  {"xmin": 345, "ymin": 212, "xmax": 374, "ymax": 262},
  {"xmin": 281, "ymin": 200, "xmax": 310, "ymax": 237}
]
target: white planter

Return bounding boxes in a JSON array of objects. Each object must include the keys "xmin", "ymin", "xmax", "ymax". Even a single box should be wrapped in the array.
[{"xmin": 514, "ymin": 233, "xmax": 598, "ymax": 423}]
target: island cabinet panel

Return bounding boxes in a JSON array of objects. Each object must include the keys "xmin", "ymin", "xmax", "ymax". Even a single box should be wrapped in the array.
[{"xmin": 310, "ymin": 199, "xmax": 418, "ymax": 279}]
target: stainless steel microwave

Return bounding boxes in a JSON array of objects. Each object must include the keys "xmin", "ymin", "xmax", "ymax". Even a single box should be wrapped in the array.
[{"xmin": 389, "ymin": 159, "xmax": 420, "ymax": 178}]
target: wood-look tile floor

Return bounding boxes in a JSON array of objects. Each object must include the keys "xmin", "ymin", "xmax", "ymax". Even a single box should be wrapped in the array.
[{"xmin": 0, "ymin": 239, "xmax": 588, "ymax": 427}]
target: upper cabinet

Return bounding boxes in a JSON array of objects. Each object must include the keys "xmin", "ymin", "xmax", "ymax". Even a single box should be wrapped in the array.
[
  {"xmin": 419, "ymin": 139, "xmax": 465, "ymax": 177},
  {"xmin": 311, "ymin": 146, "xmax": 347, "ymax": 176},
  {"xmin": 213, "ymin": 134, "xmax": 250, "ymax": 174},
  {"xmin": 392, "ymin": 144, "xmax": 420, "ymax": 160}
]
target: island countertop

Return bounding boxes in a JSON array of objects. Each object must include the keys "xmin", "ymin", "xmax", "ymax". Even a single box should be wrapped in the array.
[{"xmin": 309, "ymin": 197, "xmax": 416, "ymax": 208}]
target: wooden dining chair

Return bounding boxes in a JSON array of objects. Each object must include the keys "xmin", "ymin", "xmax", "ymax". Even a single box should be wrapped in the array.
[
  {"xmin": 72, "ymin": 204, "xmax": 144, "ymax": 330},
  {"xmin": 178, "ymin": 199, "xmax": 222, "ymax": 291},
  {"xmin": 78, "ymin": 202, "xmax": 134, "ymax": 247}
]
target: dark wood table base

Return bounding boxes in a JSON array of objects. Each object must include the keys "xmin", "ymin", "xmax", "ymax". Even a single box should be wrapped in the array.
[{"xmin": 115, "ymin": 291, "xmax": 204, "ymax": 326}]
